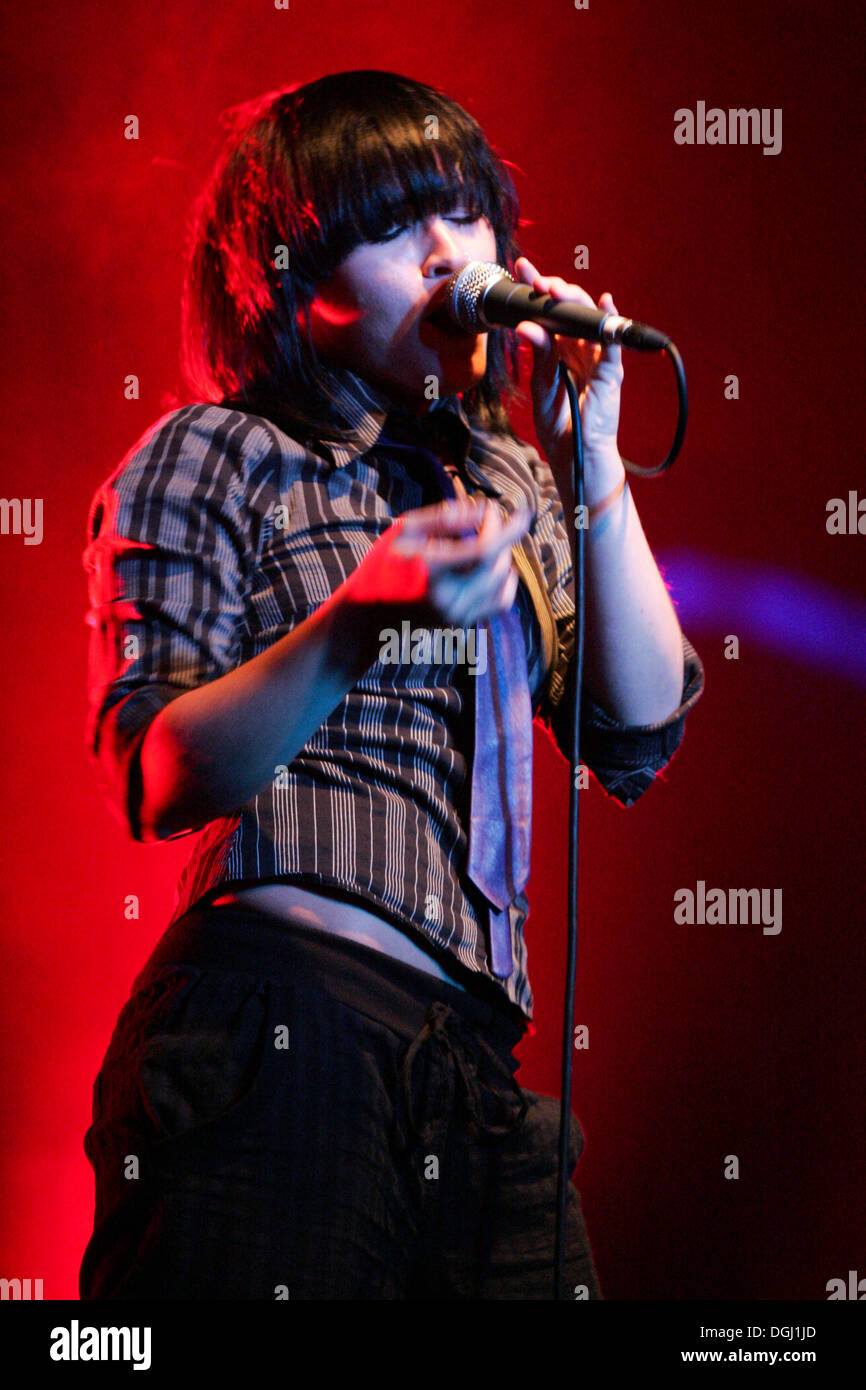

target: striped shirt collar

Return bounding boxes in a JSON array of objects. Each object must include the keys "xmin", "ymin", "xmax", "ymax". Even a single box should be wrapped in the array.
[{"xmin": 314, "ymin": 364, "xmax": 474, "ymax": 473}]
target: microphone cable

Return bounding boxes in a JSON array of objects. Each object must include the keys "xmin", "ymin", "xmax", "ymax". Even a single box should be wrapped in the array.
[{"xmin": 554, "ymin": 337, "xmax": 687, "ymax": 1299}]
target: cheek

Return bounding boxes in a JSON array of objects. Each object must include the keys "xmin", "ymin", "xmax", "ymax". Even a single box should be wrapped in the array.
[
  {"xmin": 361, "ymin": 276, "xmax": 417, "ymax": 345},
  {"xmin": 475, "ymin": 223, "xmax": 500, "ymax": 262}
]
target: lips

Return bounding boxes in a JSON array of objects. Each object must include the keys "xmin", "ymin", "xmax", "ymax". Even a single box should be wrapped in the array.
[
  {"xmin": 426, "ymin": 304, "xmax": 458, "ymax": 332},
  {"xmin": 422, "ymin": 295, "xmax": 470, "ymax": 337}
]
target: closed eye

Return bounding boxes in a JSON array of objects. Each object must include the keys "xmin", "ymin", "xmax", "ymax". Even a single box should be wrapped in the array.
[
  {"xmin": 372, "ymin": 212, "xmax": 482, "ymax": 243},
  {"xmin": 372, "ymin": 224, "xmax": 408, "ymax": 243}
]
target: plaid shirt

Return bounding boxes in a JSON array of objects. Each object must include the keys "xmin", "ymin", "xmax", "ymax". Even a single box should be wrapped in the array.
[{"xmin": 83, "ymin": 367, "xmax": 704, "ymax": 1019}]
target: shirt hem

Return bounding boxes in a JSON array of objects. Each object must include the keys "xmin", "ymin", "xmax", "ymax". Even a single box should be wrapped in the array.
[{"xmin": 185, "ymin": 871, "xmax": 533, "ymax": 1028}]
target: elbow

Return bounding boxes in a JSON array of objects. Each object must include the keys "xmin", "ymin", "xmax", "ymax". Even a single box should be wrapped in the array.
[
  {"xmin": 134, "ymin": 711, "xmax": 235, "ymax": 842},
  {"xmin": 133, "ymin": 712, "xmax": 199, "ymax": 843},
  {"xmin": 133, "ymin": 788, "xmax": 200, "ymax": 844},
  {"xmin": 128, "ymin": 757, "xmax": 177, "ymax": 843},
  {"xmin": 93, "ymin": 696, "xmax": 203, "ymax": 844}
]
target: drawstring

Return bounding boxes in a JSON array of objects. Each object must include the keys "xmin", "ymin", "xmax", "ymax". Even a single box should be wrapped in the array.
[{"xmin": 393, "ymin": 1001, "xmax": 527, "ymax": 1153}]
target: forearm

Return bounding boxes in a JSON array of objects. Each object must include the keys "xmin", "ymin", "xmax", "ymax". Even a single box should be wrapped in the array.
[
  {"xmin": 555, "ymin": 450, "xmax": 685, "ymax": 726},
  {"xmin": 137, "ymin": 589, "xmax": 387, "ymax": 841}
]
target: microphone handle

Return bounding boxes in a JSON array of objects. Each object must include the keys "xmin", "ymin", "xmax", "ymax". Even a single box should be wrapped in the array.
[{"xmin": 480, "ymin": 279, "xmax": 669, "ymax": 352}]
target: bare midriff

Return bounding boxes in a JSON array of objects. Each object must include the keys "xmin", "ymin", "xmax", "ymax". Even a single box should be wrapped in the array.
[{"xmin": 210, "ymin": 882, "xmax": 467, "ymax": 992}]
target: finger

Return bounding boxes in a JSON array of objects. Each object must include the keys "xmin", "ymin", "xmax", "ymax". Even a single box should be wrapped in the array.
[
  {"xmin": 473, "ymin": 539, "xmax": 514, "ymax": 589},
  {"xmin": 423, "ymin": 505, "xmax": 531, "ymax": 577},
  {"xmin": 429, "ymin": 564, "xmax": 493, "ymax": 623},
  {"xmin": 391, "ymin": 499, "xmax": 487, "ymax": 549},
  {"xmin": 477, "ymin": 497, "xmax": 499, "ymax": 542},
  {"xmin": 476, "ymin": 497, "xmax": 527, "ymax": 541},
  {"xmin": 464, "ymin": 503, "xmax": 533, "ymax": 559},
  {"xmin": 438, "ymin": 497, "xmax": 501, "ymax": 565},
  {"xmin": 542, "ymin": 275, "xmax": 597, "ymax": 308},
  {"xmin": 420, "ymin": 509, "xmax": 530, "ymax": 575},
  {"xmin": 514, "ymin": 255, "xmax": 540, "ymax": 284},
  {"xmin": 467, "ymin": 553, "xmax": 520, "ymax": 621},
  {"xmin": 431, "ymin": 550, "xmax": 516, "ymax": 625},
  {"xmin": 515, "ymin": 320, "xmax": 553, "ymax": 352},
  {"xmin": 514, "ymin": 261, "xmax": 598, "ymax": 358},
  {"xmin": 497, "ymin": 502, "xmax": 534, "ymax": 542},
  {"xmin": 511, "ymin": 263, "xmax": 554, "ymax": 354},
  {"xmin": 596, "ymin": 292, "xmax": 623, "ymax": 368},
  {"xmin": 403, "ymin": 497, "xmax": 488, "ymax": 533}
]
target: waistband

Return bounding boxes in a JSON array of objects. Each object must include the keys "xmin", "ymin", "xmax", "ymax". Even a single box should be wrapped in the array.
[{"xmin": 133, "ymin": 901, "xmax": 528, "ymax": 1057}]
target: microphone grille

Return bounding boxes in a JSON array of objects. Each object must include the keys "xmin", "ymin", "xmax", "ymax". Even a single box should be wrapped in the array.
[{"xmin": 446, "ymin": 261, "xmax": 513, "ymax": 331}]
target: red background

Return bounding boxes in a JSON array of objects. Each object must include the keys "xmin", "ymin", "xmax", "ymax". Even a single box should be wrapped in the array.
[{"xmin": 1, "ymin": 0, "xmax": 863, "ymax": 1300}]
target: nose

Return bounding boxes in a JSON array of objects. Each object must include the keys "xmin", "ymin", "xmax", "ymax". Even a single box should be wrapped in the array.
[{"xmin": 421, "ymin": 216, "xmax": 471, "ymax": 279}]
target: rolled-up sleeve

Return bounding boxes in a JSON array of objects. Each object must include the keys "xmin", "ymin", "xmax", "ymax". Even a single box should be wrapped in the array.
[
  {"xmin": 82, "ymin": 407, "xmax": 253, "ymax": 840},
  {"xmin": 546, "ymin": 626, "xmax": 704, "ymax": 805},
  {"xmin": 522, "ymin": 441, "xmax": 705, "ymax": 806}
]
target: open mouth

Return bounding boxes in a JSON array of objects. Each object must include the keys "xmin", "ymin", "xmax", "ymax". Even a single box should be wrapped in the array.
[{"xmin": 423, "ymin": 301, "xmax": 471, "ymax": 337}]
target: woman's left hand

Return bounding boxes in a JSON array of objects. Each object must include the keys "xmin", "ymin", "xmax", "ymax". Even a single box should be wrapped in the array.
[{"xmin": 513, "ymin": 256, "xmax": 625, "ymax": 499}]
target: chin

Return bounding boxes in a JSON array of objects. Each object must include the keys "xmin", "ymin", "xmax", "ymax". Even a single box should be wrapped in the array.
[
  {"xmin": 438, "ymin": 353, "xmax": 487, "ymax": 395},
  {"xmin": 377, "ymin": 346, "xmax": 486, "ymax": 406},
  {"xmin": 445, "ymin": 369, "xmax": 486, "ymax": 397}
]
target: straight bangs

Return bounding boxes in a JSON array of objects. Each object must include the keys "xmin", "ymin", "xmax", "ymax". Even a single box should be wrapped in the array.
[{"xmin": 287, "ymin": 75, "xmax": 519, "ymax": 282}]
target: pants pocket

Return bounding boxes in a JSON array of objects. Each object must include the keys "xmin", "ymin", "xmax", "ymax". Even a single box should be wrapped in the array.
[
  {"xmin": 84, "ymin": 963, "xmax": 199, "ymax": 1158},
  {"xmin": 135, "ymin": 967, "xmax": 272, "ymax": 1146}
]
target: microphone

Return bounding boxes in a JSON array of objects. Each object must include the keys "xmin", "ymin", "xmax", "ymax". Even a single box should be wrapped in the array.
[{"xmin": 442, "ymin": 261, "xmax": 670, "ymax": 353}]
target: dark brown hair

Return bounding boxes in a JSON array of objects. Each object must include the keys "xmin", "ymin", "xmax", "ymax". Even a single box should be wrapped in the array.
[{"xmin": 180, "ymin": 69, "xmax": 525, "ymax": 440}]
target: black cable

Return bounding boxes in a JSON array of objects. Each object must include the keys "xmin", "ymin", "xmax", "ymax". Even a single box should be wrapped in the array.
[
  {"xmin": 619, "ymin": 339, "xmax": 688, "ymax": 477},
  {"xmin": 553, "ymin": 338, "xmax": 687, "ymax": 1299},
  {"xmin": 554, "ymin": 359, "xmax": 585, "ymax": 1301}
]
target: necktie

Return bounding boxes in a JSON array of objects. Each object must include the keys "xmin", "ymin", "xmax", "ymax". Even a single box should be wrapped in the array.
[
  {"xmin": 466, "ymin": 606, "xmax": 532, "ymax": 978},
  {"xmin": 377, "ymin": 421, "xmax": 533, "ymax": 979}
]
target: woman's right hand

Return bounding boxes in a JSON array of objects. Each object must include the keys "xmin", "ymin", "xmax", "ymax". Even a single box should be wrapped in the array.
[{"xmin": 343, "ymin": 498, "xmax": 533, "ymax": 628}]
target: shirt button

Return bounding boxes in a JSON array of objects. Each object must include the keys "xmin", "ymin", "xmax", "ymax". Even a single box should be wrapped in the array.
[{"xmin": 424, "ymin": 893, "xmax": 442, "ymax": 921}]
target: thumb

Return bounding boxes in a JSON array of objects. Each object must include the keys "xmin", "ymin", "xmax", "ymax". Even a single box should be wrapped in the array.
[{"xmin": 515, "ymin": 320, "xmax": 552, "ymax": 353}]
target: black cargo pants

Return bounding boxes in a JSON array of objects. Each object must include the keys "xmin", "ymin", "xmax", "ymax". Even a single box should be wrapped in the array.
[{"xmin": 79, "ymin": 902, "xmax": 602, "ymax": 1300}]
